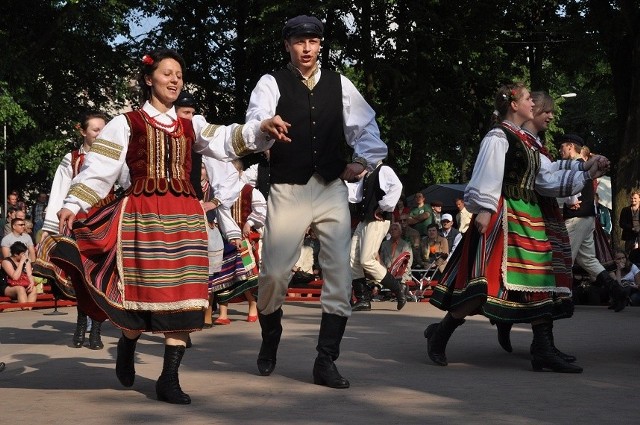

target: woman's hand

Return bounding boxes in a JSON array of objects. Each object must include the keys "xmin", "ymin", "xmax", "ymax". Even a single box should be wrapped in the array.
[
  {"xmin": 229, "ymin": 238, "xmax": 242, "ymax": 250},
  {"xmin": 260, "ymin": 115, "xmax": 291, "ymax": 142},
  {"xmin": 58, "ymin": 208, "xmax": 76, "ymax": 234},
  {"xmin": 242, "ymin": 222, "xmax": 252, "ymax": 238},
  {"xmin": 475, "ymin": 211, "xmax": 492, "ymax": 234}
]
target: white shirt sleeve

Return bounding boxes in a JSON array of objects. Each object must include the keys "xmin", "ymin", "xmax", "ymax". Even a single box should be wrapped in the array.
[
  {"xmin": 217, "ymin": 205, "xmax": 242, "ymax": 241},
  {"xmin": 346, "ymin": 180, "xmax": 363, "ymax": 204},
  {"xmin": 246, "ymin": 188, "xmax": 267, "ymax": 229},
  {"xmin": 62, "ymin": 115, "xmax": 130, "ymax": 214},
  {"xmin": 202, "ymin": 156, "xmax": 242, "ymax": 208},
  {"xmin": 536, "ymin": 154, "xmax": 591, "ymax": 198},
  {"xmin": 340, "ymin": 75, "xmax": 388, "ymax": 168},
  {"xmin": 192, "ymin": 114, "xmax": 275, "ymax": 161},
  {"xmin": 43, "ymin": 152, "xmax": 74, "ymax": 233},
  {"xmin": 378, "ymin": 165, "xmax": 403, "ymax": 212},
  {"xmin": 464, "ymin": 128, "xmax": 508, "ymax": 214}
]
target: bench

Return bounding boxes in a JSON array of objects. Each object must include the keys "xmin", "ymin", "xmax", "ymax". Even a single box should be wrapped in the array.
[
  {"xmin": 0, "ymin": 284, "xmax": 77, "ymax": 312},
  {"xmin": 286, "ymin": 279, "xmax": 323, "ymax": 301}
]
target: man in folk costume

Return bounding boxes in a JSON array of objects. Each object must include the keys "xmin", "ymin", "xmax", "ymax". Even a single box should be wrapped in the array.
[
  {"xmin": 558, "ymin": 134, "xmax": 625, "ymax": 311},
  {"xmin": 348, "ymin": 162, "xmax": 405, "ymax": 311},
  {"xmin": 246, "ymin": 15, "xmax": 388, "ymax": 388}
]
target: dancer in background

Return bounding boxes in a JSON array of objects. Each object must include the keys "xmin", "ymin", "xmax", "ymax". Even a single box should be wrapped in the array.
[
  {"xmin": 426, "ymin": 83, "xmax": 609, "ymax": 373},
  {"xmin": 36, "ymin": 111, "xmax": 108, "ymax": 350}
]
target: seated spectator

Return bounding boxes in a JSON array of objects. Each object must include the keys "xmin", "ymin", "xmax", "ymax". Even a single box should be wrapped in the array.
[
  {"xmin": 1, "ymin": 241, "xmax": 37, "ymax": 309},
  {"xmin": 7, "ymin": 190, "xmax": 27, "ymax": 214},
  {"xmin": 379, "ymin": 223, "xmax": 413, "ymax": 284},
  {"xmin": 431, "ymin": 200, "xmax": 443, "ymax": 228},
  {"xmin": 455, "ymin": 197, "xmax": 472, "ymax": 233},
  {"xmin": 291, "ymin": 245, "xmax": 318, "ymax": 287},
  {"xmin": 399, "ymin": 213, "xmax": 422, "ymax": 267},
  {"xmin": 421, "ymin": 223, "xmax": 448, "ymax": 273},
  {"xmin": 408, "ymin": 192, "xmax": 432, "ymax": 236},
  {"xmin": 1, "ymin": 217, "xmax": 35, "ymax": 261},
  {"xmin": 392, "ymin": 196, "xmax": 410, "ymax": 223},
  {"xmin": 24, "ymin": 219, "xmax": 36, "ymax": 245},
  {"xmin": 610, "ymin": 249, "xmax": 640, "ymax": 308},
  {"xmin": 2, "ymin": 206, "xmax": 20, "ymax": 237},
  {"xmin": 439, "ymin": 213, "xmax": 461, "ymax": 254},
  {"xmin": 619, "ymin": 189, "xmax": 640, "ymax": 254},
  {"xmin": 30, "ymin": 192, "xmax": 48, "ymax": 235}
]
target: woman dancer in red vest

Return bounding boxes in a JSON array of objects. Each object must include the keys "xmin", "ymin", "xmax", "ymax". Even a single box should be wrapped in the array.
[{"xmin": 52, "ymin": 48, "xmax": 289, "ymax": 404}]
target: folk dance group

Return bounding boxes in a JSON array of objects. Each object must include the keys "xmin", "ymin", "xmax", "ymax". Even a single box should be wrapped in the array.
[{"xmin": 33, "ymin": 14, "xmax": 611, "ymax": 406}]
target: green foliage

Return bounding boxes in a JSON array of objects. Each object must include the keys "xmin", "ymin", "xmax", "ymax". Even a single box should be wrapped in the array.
[
  {"xmin": 0, "ymin": 82, "xmax": 35, "ymax": 132},
  {"xmin": 0, "ymin": 0, "xmax": 636, "ymax": 223}
]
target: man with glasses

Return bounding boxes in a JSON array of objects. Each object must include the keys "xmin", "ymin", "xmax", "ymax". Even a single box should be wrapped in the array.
[{"xmin": 1, "ymin": 217, "xmax": 35, "ymax": 261}]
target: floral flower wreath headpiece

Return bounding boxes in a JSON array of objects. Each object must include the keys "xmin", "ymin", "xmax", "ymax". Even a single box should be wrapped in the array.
[
  {"xmin": 142, "ymin": 54, "xmax": 154, "ymax": 66},
  {"xmin": 501, "ymin": 88, "xmax": 519, "ymax": 102}
]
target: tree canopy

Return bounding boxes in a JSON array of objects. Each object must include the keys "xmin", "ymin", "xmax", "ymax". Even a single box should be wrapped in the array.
[{"xmin": 1, "ymin": 0, "xmax": 638, "ymax": 241}]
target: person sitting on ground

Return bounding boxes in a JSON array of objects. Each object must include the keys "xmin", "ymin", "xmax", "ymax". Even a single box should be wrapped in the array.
[
  {"xmin": 1, "ymin": 241, "xmax": 37, "ymax": 309},
  {"xmin": 610, "ymin": 249, "xmax": 640, "ymax": 308}
]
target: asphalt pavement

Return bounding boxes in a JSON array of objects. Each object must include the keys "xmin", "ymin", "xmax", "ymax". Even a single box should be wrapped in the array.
[{"xmin": 1, "ymin": 300, "xmax": 638, "ymax": 424}]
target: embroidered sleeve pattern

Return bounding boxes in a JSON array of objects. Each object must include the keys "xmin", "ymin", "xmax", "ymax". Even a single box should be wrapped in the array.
[
  {"xmin": 202, "ymin": 124, "xmax": 221, "ymax": 138},
  {"xmin": 68, "ymin": 183, "xmax": 102, "ymax": 207},
  {"xmin": 91, "ymin": 139, "xmax": 123, "ymax": 161},
  {"xmin": 231, "ymin": 126, "xmax": 251, "ymax": 157}
]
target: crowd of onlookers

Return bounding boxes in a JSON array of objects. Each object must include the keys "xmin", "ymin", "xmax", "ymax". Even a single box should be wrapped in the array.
[{"xmin": 3, "ymin": 181, "xmax": 640, "ymax": 310}]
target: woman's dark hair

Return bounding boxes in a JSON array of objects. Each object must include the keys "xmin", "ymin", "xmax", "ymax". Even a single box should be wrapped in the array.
[
  {"xmin": 9, "ymin": 241, "xmax": 28, "ymax": 256},
  {"xmin": 79, "ymin": 111, "xmax": 108, "ymax": 131},
  {"xmin": 615, "ymin": 249, "xmax": 632, "ymax": 275},
  {"xmin": 492, "ymin": 82, "xmax": 527, "ymax": 124},
  {"xmin": 137, "ymin": 48, "xmax": 186, "ymax": 102}
]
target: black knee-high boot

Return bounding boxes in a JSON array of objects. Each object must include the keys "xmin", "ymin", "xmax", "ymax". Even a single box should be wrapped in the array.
[
  {"xmin": 156, "ymin": 345, "xmax": 190, "ymax": 404},
  {"xmin": 379, "ymin": 273, "xmax": 407, "ymax": 310},
  {"xmin": 528, "ymin": 321, "xmax": 576, "ymax": 363},
  {"xmin": 424, "ymin": 312, "xmax": 465, "ymax": 366},
  {"xmin": 313, "ymin": 313, "xmax": 350, "ymax": 389},
  {"xmin": 496, "ymin": 321, "xmax": 513, "ymax": 353},
  {"xmin": 530, "ymin": 322, "xmax": 582, "ymax": 373},
  {"xmin": 257, "ymin": 308, "xmax": 283, "ymax": 376},
  {"xmin": 351, "ymin": 278, "xmax": 371, "ymax": 311},
  {"xmin": 115, "ymin": 334, "xmax": 140, "ymax": 387},
  {"xmin": 72, "ymin": 308, "xmax": 87, "ymax": 348},
  {"xmin": 88, "ymin": 320, "xmax": 104, "ymax": 350}
]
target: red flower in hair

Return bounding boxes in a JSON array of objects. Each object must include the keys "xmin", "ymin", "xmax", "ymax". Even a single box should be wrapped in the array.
[
  {"xmin": 510, "ymin": 89, "xmax": 518, "ymax": 99},
  {"xmin": 142, "ymin": 54, "xmax": 154, "ymax": 66}
]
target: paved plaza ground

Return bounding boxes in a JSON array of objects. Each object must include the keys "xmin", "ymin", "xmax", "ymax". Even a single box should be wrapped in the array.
[{"xmin": 1, "ymin": 300, "xmax": 638, "ymax": 424}]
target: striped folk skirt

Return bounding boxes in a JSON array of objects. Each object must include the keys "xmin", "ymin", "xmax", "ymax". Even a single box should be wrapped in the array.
[
  {"xmin": 50, "ymin": 192, "xmax": 209, "ymax": 333},
  {"xmin": 430, "ymin": 196, "xmax": 574, "ymax": 323},
  {"xmin": 214, "ymin": 237, "xmax": 259, "ymax": 304}
]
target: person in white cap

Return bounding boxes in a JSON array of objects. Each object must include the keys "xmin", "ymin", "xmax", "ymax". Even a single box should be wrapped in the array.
[{"xmin": 439, "ymin": 213, "xmax": 461, "ymax": 254}]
